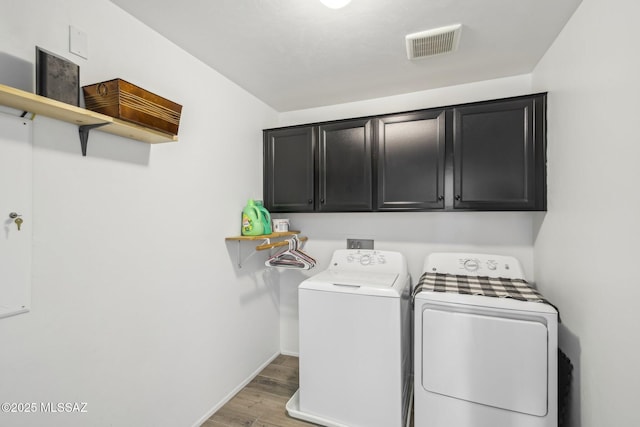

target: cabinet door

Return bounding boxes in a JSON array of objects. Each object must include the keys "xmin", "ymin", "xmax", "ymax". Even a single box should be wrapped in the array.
[
  {"xmin": 376, "ymin": 110, "xmax": 446, "ymax": 210},
  {"xmin": 264, "ymin": 127, "xmax": 315, "ymax": 212},
  {"xmin": 318, "ymin": 119, "xmax": 373, "ymax": 211},
  {"xmin": 452, "ymin": 95, "xmax": 546, "ymax": 210}
]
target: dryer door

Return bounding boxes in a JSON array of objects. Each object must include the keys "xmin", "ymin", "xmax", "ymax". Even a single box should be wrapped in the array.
[{"xmin": 422, "ymin": 308, "xmax": 548, "ymax": 416}]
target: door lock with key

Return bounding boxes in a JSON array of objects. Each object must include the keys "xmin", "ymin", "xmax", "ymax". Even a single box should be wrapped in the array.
[{"xmin": 9, "ymin": 212, "xmax": 24, "ymax": 231}]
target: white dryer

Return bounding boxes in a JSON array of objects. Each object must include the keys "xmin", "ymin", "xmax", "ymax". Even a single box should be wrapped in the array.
[
  {"xmin": 287, "ymin": 249, "xmax": 411, "ymax": 427},
  {"xmin": 414, "ymin": 253, "xmax": 558, "ymax": 427}
]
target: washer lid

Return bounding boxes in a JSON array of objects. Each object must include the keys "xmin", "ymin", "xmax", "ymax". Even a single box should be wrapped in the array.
[{"xmin": 300, "ymin": 270, "xmax": 402, "ymax": 297}]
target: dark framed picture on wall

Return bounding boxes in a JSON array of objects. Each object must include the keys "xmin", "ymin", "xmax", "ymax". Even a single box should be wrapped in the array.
[{"xmin": 35, "ymin": 47, "xmax": 80, "ymax": 106}]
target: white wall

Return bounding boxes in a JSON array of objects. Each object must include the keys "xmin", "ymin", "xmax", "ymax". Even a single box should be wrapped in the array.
[
  {"xmin": 279, "ymin": 74, "xmax": 533, "ymax": 126},
  {"xmin": 0, "ymin": 1, "xmax": 280, "ymax": 426},
  {"xmin": 275, "ymin": 75, "xmax": 540, "ymax": 354},
  {"xmin": 277, "ymin": 212, "xmax": 539, "ymax": 354},
  {"xmin": 531, "ymin": 0, "xmax": 640, "ymax": 426}
]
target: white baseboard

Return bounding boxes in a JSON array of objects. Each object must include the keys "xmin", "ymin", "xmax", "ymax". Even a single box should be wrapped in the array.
[
  {"xmin": 190, "ymin": 351, "xmax": 280, "ymax": 427},
  {"xmin": 279, "ymin": 349, "xmax": 299, "ymax": 357}
]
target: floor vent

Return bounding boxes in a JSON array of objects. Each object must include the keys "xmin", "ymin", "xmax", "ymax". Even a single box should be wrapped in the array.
[{"xmin": 406, "ymin": 24, "xmax": 462, "ymax": 60}]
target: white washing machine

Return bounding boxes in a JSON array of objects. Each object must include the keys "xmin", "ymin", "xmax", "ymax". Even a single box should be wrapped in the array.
[
  {"xmin": 286, "ymin": 249, "xmax": 411, "ymax": 427},
  {"xmin": 414, "ymin": 253, "xmax": 558, "ymax": 427}
]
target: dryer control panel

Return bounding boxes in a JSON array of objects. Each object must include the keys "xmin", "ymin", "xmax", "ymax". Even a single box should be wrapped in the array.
[
  {"xmin": 459, "ymin": 258, "xmax": 498, "ymax": 273},
  {"xmin": 424, "ymin": 253, "xmax": 525, "ymax": 280}
]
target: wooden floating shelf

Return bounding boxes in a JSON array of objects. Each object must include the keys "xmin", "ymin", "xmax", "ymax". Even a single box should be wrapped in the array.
[
  {"xmin": 226, "ymin": 231, "xmax": 307, "ymax": 267},
  {"xmin": 225, "ymin": 231, "xmax": 302, "ymax": 242},
  {"xmin": 0, "ymin": 83, "xmax": 177, "ymax": 154}
]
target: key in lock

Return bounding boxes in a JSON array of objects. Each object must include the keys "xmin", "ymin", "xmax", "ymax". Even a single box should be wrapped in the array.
[{"xmin": 9, "ymin": 212, "xmax": 23, "ymax": 231}]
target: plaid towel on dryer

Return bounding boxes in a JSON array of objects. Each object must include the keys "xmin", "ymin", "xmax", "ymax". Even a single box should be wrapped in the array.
[{"xmin": 413, "ymin": 272, "xmax": 553, "ymax": 306}]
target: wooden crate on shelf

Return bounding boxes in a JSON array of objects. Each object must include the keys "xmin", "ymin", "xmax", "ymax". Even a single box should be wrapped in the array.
[{"xmin": 83, "ymin": 78, "xmax": 181, "ymax": 135}]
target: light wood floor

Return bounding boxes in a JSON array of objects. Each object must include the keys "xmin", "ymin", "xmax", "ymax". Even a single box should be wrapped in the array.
[
  {"xmin": 203, "ymin": 354, "xmax": 413, "ymax": 427},
  {"xmin": 202, "ymin": 354, "xmax": 317, "ymax": 427}
]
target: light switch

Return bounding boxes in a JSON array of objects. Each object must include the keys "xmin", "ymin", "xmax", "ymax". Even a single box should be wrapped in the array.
[{"xmin": 69, "ymin": 26, "xmax": 88, "ymax": 59}]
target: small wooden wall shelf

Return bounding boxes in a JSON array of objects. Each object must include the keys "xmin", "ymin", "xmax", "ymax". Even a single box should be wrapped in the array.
[
  {"xmin": 225, "ymin": 231, "xmax": 307, "ymax": 268},
  {"xmin": 0, "ymin": 83, "xmax": 177, "ymax": 156},
  {"xmin": 225, "ymin": 231, "xmax": 301, "ymax": 243}
]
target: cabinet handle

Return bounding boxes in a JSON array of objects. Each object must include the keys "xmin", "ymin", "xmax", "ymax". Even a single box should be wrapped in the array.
[
  {"xmin": 321, "ymin": 199, "xmax": 325, "ymax": 204},
  {"xmin": 438, "ymin": 195, "xmax": 444, "ymax": 201},
  {"xmin": 307, "ymin": 199, "xmax": 313, "ymax": 204},
  {"xmin": 455, "ymin": 195, "xmax": 461, "ymax": 201}
]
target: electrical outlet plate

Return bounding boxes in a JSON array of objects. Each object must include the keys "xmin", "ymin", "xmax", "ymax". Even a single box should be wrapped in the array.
[{"xmin": 347, "ymin": 239, "xmax": 374, "ymax": 250}]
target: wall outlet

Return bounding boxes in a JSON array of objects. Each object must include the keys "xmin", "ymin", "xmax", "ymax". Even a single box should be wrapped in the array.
[{"xmin": 347, "ymin": 239, "xmax": 374, "ymax": 250}]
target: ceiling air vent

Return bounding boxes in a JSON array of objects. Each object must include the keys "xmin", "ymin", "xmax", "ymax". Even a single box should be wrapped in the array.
[{"xmin": 406, "ymin": 24, "xmax": 462, "ymax": 60}]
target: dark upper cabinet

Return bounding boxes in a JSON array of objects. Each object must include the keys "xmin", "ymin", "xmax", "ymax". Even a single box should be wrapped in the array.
[
  {"xmin": 376, "ymin": 110, "xmax": 446, "ymax": 210},
  {"xmin": 264, "ymin": 126, "xmax": 315, "ymax": 212},
  {"xmin": 318, "ymin": 119, "xmax": 373, "ymax": 211},
  {"xmin": 263, "ymin": 93, "xmax": 546, "ymax": 213},
  {"xmin": 452, "ymin": 94, "xmax": 546, "ymax": 210}
]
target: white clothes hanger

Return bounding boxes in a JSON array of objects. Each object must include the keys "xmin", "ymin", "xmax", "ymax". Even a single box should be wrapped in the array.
[{"xmin": 265, "ymin": 235, "xmax": 316, "ymax": 270}]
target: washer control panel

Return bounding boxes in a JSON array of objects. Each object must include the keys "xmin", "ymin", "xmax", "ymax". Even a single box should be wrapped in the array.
[
  {"xmin": 424, "ymin": 253, "xmax": 525, "ymax": 280},
  {"xmin": 346, "ymin": 251, "xmax": 386, "ymax": 266},
  {"xmin": 329, "ymin": 249, "xmax": 407, "ymax": 276}
]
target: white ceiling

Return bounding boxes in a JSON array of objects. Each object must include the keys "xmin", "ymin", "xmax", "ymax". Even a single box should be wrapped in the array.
[{"xmin": 109, "ymin": 0, "xmax": 581, "ymax": 112}]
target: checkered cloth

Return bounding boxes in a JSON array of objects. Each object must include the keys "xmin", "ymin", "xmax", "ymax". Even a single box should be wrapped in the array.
[{"xmin": 413, "ymin": 272, "xmax": 552, "ymax": 305}]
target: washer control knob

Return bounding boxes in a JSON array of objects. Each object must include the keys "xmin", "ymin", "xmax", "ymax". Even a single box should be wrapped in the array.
[
  {"xmin": 360, "ymin": 255, "xmax": 371, "ymax": 265},
  {"xmin": 464, "ymin": 259, "xmax": 480, "ymax": 272}
]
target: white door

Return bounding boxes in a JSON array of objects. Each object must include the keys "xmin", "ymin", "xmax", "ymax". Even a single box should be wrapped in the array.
[{"xmin": 0, "ymin": 113, "xmax": 32, "ymax": 318}]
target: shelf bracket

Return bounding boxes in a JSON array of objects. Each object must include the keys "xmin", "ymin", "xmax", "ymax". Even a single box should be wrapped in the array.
[
  {"xmin": 236, "ymin": 238, "xmax": 270, "ymax": 269},
  {"xmin": 79, "ymin": 123, "xmax": 108, "ymax": 156}
]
